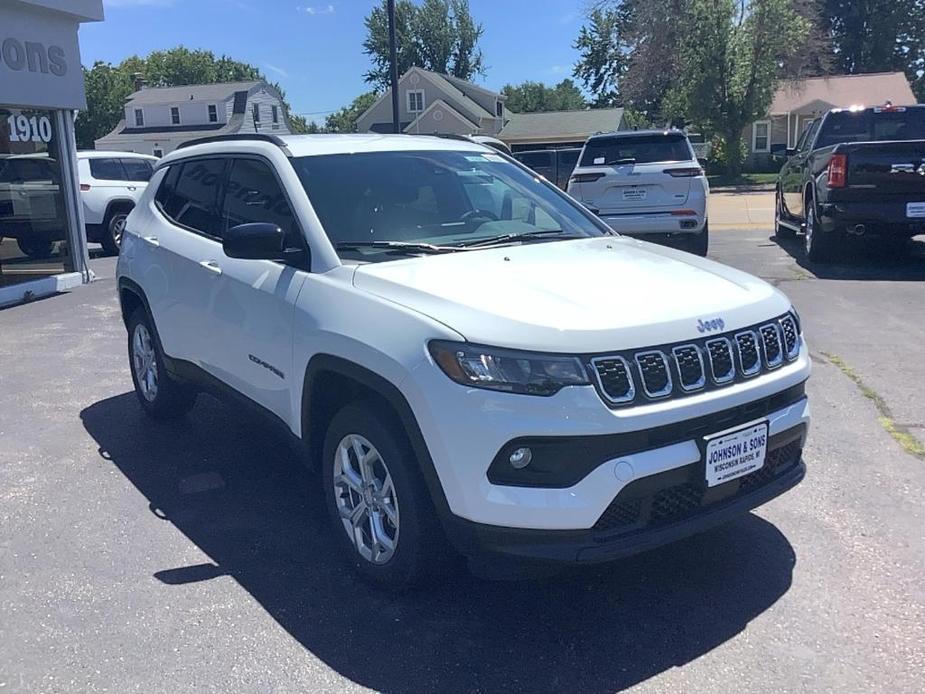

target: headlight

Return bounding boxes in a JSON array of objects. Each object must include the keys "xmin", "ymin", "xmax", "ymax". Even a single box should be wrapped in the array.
[{"xmin": 428, "ymin": 341, "xmax": 590, "ymax": 396}]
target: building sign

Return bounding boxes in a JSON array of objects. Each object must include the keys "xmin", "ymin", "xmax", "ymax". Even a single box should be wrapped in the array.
[{"xmin": 0, "ymin": 4, "xmax": 88, "ymax": 110}]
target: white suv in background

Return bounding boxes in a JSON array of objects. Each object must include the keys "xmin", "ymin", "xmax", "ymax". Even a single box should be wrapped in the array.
[
  {"xmin": 117, "ymin": 133, "xmax": 809, "ymax": 586},
  {"xmin": 77, "ymin": 151, "xmax": 157, "ymax": 254},
  {"xmin": 567, "ymin": 130, "xmax": 710, "ymax": 255}
]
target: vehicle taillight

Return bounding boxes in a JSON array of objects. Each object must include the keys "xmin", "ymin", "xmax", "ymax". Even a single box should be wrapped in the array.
[
  {"xmin": 664, "ymin": 167, "xmax": 704, "ymax": 177},
  {"xmin": 827, "ymin": 154, "xmax": 848, "ymax": 188},
  {"xmin": 80, "ymin": 183, "xmax": 91, "ymax": 191},
  {"xmin": 569, "ymin": 173, "xmax": 605, "ymax": 184}
]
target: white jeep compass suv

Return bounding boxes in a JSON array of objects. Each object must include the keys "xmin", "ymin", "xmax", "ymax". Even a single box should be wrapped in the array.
[{"xmin": 116, "ymin": 133, "xmax": 810, "ymax": 586}]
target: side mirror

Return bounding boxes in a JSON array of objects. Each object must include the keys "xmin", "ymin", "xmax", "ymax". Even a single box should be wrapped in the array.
[
  {"xmin": 223, "ymin": 222, "xmax": 304, "ymax": 263},
  {"xmin": 770, "ymin": 144, "xmax": 797, "ymax": 160}
]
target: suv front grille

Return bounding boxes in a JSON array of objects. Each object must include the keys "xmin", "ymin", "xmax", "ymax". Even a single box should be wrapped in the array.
[{"xmin": 588, "ymin": 313, "xmax": 801, "ymax": 407}]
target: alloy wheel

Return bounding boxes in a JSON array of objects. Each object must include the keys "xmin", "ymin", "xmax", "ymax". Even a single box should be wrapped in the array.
[
  {"xmin": 804, "ymin": 205, "xmax": 815, "ymax": 254},
  {"xmin": 112, "ymin": 215, "xmax": 127, "ymax": 247},
  {"xmin": 131, "ymin": 323, "xmax": 158, "ymax": 402},
  {"xmin": 333, "ymin": 434, "xmax": 400, "ymax": 565}
]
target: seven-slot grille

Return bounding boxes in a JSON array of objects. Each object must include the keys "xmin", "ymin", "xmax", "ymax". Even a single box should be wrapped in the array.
[{"xmin": 590, "ymin": 313, "xmax": 800, "ymax": 406}]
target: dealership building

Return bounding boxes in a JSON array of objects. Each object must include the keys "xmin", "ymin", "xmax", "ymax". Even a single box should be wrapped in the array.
[{"xmin": 0, "ymin": 0, "xmax": 103, "ymax": 308}]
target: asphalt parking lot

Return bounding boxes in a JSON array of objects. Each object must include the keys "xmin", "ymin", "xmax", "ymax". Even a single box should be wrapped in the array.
[{"xmin": 2, "ymin": 229, "xmax": 924, "ymax": 693}]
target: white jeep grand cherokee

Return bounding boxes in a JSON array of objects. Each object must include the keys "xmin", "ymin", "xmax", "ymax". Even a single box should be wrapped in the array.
[{"xmin": 117, "ymin": 133, "xmax": 810, "ymax": 586}]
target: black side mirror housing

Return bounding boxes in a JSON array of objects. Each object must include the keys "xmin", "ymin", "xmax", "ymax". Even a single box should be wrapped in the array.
[
  {"xmin": 222, "ymin": 223, "xmax": 306, "ymax": 264},
  {"xmin": 770, "ymin": 144, "xmax": 798, "ymax": 160}
]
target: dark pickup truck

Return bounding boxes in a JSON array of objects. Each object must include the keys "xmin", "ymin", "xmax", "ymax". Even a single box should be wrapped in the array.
[{"xmin": 775, "ymin": 104, "xmax": 925, "ymax": 261}]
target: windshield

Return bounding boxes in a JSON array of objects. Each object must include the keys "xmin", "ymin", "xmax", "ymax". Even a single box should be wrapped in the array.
[
  {"xmin": 579, "ymin": 134, "xmax": 692, "ymax": 166},
  {"xmin": 290, "ymin": 149, "xmax": 609, "ymax": 261},
  {"xmin": 816, "ymin": 109, "xmax": 925, "ymax": 148}
]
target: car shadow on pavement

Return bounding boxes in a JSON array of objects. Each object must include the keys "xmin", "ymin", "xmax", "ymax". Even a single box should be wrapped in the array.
[
  {"xmin": 81, "ymin": 392, "xmax": 797, "ymax": 694},
  {"xmin": 773, "ymin": 233, "xmax": 925, "ymax": 281}
]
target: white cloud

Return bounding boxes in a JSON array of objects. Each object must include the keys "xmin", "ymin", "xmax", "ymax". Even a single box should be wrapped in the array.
[
  {"xmin": 297, "ymin": 4, "xmax": 335, "ymax": 15},
  {"xmin": 265, "ymin": 63, "xmax": 289, "ymax": 78}
]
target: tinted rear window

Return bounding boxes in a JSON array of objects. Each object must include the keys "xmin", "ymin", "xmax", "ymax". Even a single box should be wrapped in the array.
[
  {"xmin": 816, "ymin": 109, "xmax": 925, "ymax": 148},
  {"xmin": 120, "ymin": 158, "xmax": 154, "ymax": 182},
  {"xmin": 580, "ymin": 135, "xmax": 692, "ymax": 166},
  {"xmin": 516, "ymin": 151, "xmax": 554, "ymax": 168},
  {"xmin": 89, "ymin": 158, "xmax": 126, "ymax": 181}
]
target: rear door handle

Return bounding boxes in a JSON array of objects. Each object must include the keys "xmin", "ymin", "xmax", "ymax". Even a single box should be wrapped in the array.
[
  {"xmin": 198, "ymin": 259, "xmax": 222, "ymax": 275},
  {"xmin": 127, "ymin": 186, "xmax": 137, "ymax": 191},
  {"xmin": 142, "ymin": 235, "xmax": 159, "ymax": 247}
]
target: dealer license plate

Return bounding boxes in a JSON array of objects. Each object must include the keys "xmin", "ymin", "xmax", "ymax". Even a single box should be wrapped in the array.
[
  {"xmin": 704, "ymin": 421, "xmax": 768, "ymax": 487},
  {"xmin": 622, "ymin": 187, "xmax": 647, "ymax": 202},
  {"xmin": 906, "ymin": 202, "xmax": 925, "ymax": 218}
]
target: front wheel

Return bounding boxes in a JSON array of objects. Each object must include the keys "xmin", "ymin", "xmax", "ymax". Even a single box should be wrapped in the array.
[
  {"xmin": 17, "ymin": 237, "xmax": 54, "ymax": 258},
  {"xmin": 322, "ymin": 402, "xmax": 450, "ymax": 588},
  {"xmin": 775, "ymin": 191, "xmax": 796, "ymax": 238},
  {"xmin": 127, "ymin": 308, "xmax": 197, "ymax": 419}
]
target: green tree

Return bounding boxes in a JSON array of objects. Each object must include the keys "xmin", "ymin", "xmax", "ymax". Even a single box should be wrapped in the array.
[
  {"xmin": 362, "ymin": 0, "xmax": 484, "ymax": 90},
  {"xmin": 76, "ymin": 46, "xmax": 308, "ymax": 148},
  {"xmin": 500, "ymin": 79, "xmax": 587, "ymax": 113},
  {"xmin": 665, "ymin": 0, "xmax": 810, "ymax": 175},
  {"xmin": 325, "ymin": 91, "xmax": 380, "ymax": 133},
  {"xmin": 572, "ymin": 5, "xmax": 631, "ymax": 107}
]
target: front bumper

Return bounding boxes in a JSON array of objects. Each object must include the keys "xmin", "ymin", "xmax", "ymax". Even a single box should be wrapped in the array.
[
  {"xmin": 446, "ymin": 424, "xmax": 805, "ymax": 564},
  {"xmin": 819, "ymin": 199, "xmax": 925, "ymax": 236}
]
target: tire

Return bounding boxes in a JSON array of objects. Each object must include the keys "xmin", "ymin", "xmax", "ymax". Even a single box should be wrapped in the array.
[
  {"xmin": 804, "ymin": 200, "xmax": 833, "ymax": 262},
  {"xmin": 322, "ymin": 401, "xmax": 449, "ymax": 588},
  {"xmin": 127, "ymin": 307, "xmax": 197, "ymax": 419},
  {"xmin": 17, "ymin": 237, "xmax": 54, "ymax": 259},
  {"xmin": 689, "ymin": 222, "xmax": 709, "ymax": 257},
  {"xmin": 101, "ymin": 208, "xmax": 130, "ymax": 255},
  {"xmin": 774, "ymin": 190, "xmax": 796, "ymax": 238}
]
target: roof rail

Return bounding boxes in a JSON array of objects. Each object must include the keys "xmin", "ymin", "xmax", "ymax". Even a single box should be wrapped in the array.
[{"xmin": 176, "ymin": 133, "xmax": 290, "ymax": 152}]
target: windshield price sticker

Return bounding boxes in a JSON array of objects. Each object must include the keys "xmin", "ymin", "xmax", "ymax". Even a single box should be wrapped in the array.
[{"xmin": 7, "ymin": 114, "xmax": 53, "ymax": 144}]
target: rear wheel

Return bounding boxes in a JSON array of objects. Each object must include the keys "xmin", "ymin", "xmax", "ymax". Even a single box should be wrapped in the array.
[
  {"xmin": 774, "ymin": 190, "xmax": 796, "ymax": 238},
  {"xmin": 101, "ymin": 208, "xmax": 131, "ymax": 255},
  {"xmin": 804, "ymin": 202, "xmax": 834, "ymax": 262},
  {"xmin": 689, "ymin": 222, "xmax": 709, "ymax": 257},
  {"xmin": 127, "ymin": 307, "xmax": 197, "ymax": 419},
  {"xmin": 17, "ymin": 237, "xmax": 54, "ymax": 258},
  {"xmin": 322, "ymin": 401, "xmax": 450, "ymax": 588}
]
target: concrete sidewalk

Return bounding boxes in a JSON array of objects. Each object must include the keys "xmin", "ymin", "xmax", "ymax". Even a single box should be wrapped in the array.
[{"xmin": 710, "ymin": 191, "xmax": 775, "ymax": 230}]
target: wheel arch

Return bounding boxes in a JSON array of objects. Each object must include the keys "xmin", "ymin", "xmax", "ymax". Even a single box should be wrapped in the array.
[
  {"xmin": 301, "ymin": 354, "xmax": 454, "ymax": 521},
  {"xmin": 105, "ymin": 198, "xmax": 136, "ymax": 223},
  {"xmin": 117, "ymin": 276, "xmax": 150, "ymax": 328}
]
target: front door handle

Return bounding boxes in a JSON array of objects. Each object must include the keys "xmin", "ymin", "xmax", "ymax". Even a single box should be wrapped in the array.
[
  {"xmin": 142, "ymin": 235, "xmax": 159, "ymax": 247},
  {"xmin": 127, "ymin": 186, "xmax": 137, "ymax": 191},
  {"xmin": 198, "ymin": 259, "xmax": 222, "ymax": 275}
]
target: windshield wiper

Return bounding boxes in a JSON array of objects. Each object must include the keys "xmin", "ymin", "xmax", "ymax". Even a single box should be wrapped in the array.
[
  {"xmin": 334, "ymin": 240, "xmax": 460, "ymax": 255},
  {"xmin": 455, "ymin": 230, "xmax": 584, "ymax": 248},
  {"xmin": 605, "ymin": 157, "xmax": 636, "ymax": 165}
]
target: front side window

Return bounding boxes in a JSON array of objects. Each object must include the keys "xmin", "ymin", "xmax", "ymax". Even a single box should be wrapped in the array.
[
  {"xmin": 753, "ymin": 121, "xmax": 770, "ymax": 152},
  {"xmin": 208, "ymin": 104, "xmax": 217, "ymax": 123},
  {"xmin": 170, "ymin": 107, "xmax": 180, "ymax": 125},
  {"xmin": 407, "ymin": 90, "xmax": 425, "ymax": 113},
  {"xmin": 134, "ymin": 108, "xmax": 144, "ymax": 127},
  {"xmin": 291, "ymin": 149, "xmax": 609, "ymax": 262},
  {"xmin": 155, "ymin": 158, "xmax": 225, "ymax": 236},
  {"xmin": 580, "ymin": 134, "xmax": 693, "ymax": 166},
  {"xmin": 222, "ymin": 158, "xmax": 298, "ymax": 245}
]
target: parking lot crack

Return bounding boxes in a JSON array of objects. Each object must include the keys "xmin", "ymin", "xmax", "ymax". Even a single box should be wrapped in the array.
[{"xmin": 821, "ymin": 351, "xmax": 925, "ymax": 460}]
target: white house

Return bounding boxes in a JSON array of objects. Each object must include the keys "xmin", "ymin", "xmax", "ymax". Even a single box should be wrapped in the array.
[{"xmin": 95, "ymin": 80, "xmax": 291, "ymax": 156}]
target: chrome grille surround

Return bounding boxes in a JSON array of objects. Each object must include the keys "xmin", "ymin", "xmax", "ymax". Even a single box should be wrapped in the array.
[
  {"xmin": 586, "ymin": 312, "xmax": 801, "ymax": 408},
  {"xmin": 635, "ymin": 351, "xmax": 673, "ymax": 398},
  {"xmin": 705, "ymin": 337, "xmax": 735, "ymax": 384}
]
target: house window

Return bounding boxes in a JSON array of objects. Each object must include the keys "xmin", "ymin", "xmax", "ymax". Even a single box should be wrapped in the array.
[
  {"xmin": 752, "ymin": 120, "xmax": 770, "ymax": 152},
  {"xmin": 170, "ymin": 106, "xmax": 180, "ymax": 125},
  {"xmin": 407, "ymin": 90, "xmax": 425, "ymax": 113},
  {"xmin": 208, "ymin": 104, "xmax": 218, "ymax": 123},
  {"xmin": 496, "ymin": 101, "xmax": 503, "ymax": 117},
  {"xmin": 272, "ymin": 105, "xmax": 279, "ymax": 124},
  {"xmin": 252, "ymin": 103, "xmax": 261, "ymax": 123},
  {"xmin": 153, "ymin": 148, "xmax": 164, "ymax": 158},
  {"xmin": 134, "ymin": 108, "xmax": 144, "ymax": 127}
]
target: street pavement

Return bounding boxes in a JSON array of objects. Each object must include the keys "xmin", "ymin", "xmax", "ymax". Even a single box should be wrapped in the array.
[{"xmin": 1, "ymin": 228, "xmax": 924, "ymax": 693}]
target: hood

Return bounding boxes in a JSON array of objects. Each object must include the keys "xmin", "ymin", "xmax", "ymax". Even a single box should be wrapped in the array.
[{"xmin": 352, "ymin": 237, "xmax": 790, "ymax": 353}]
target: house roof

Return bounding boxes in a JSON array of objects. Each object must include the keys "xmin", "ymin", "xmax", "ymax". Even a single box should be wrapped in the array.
[
  {"xmin": 96, "ymin": 113, "xmax": 247, "ymax": 144},
  {"xmin": 770, "ymin": 72, "xmax": 916, "ymax": 113},
  {"xmin": 499, "ymin": 108, "xmax": 626, "ymax": 143},
  {"xmin": 124, "ymin": 80, "xmax": 266, "ymax": 104}
]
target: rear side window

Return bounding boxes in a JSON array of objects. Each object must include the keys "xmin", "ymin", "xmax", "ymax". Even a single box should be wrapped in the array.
[
  {"xmin": 89, "ymin": 158, "xmax": 126, "ymax": 181},
  {"xmin": 516, "ymin": 151, "xmax": 554, "ymax": 169},
  {"xmin": 222, "ymin": 158, "xmax": 298, "ymax": 245},
  {"xmin": 580, "ymin": 135, "xmax": 692, "ymax": 166},
  {"xmin": 120, "ymin": 158, "xmax": 154, "ymax": 182},
  {"xmin": 155, "ymin": 158, "xmax": 225, "ymax": 237}
]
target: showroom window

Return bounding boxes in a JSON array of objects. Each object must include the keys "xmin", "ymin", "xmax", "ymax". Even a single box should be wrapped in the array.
[{"xmin": 0, "ymin": 108, "xmax": 72, "ymax": 288}]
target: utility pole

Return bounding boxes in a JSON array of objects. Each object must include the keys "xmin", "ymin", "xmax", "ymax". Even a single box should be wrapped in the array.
[{"xmin": 387, "ymin": 0, "xmax": 400, "ymax": 133}]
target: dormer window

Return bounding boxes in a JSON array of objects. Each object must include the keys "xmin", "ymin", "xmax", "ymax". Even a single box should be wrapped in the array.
[
  {"xmin": 134, "ymin": 108, "xmax": 144, "ymax": 127},
  {"xmin": 208, "ymin": 104, "xmax": 217, "ymax": 123},
  {"xmin": 272, "ymin": 105, "xmax": 279, "ymax": 124},
  {"xmin": 496, "ymin": 101, "xmax": 503, "ymax": 117},
  {"xmin": 407, "ymin": 90, "xmax": 425, "ymax": 114},
  {"xmin": 170, "ymin": 107, "xmax": 180, "ymax": 125}
]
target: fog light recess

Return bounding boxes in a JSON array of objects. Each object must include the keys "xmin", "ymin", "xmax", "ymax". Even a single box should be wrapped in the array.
[{"xmin": 509, "ymin": 447, "xmax": 533, "ymax": 469}]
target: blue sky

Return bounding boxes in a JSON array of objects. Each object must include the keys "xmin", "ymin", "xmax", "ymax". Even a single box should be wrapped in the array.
[{"xmin": 81, "ymin": 0, "xmax": 585, "ymax": 123}]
